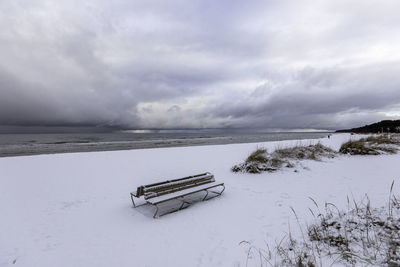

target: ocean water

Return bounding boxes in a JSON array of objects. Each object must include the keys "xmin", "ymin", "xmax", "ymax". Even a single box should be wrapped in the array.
[{"xmin": 0, "ymin": 131, "xmax": 330, "ymax": 157}]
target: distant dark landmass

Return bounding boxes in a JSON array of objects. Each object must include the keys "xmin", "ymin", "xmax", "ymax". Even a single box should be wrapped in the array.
[{"xmin": 336, "ymin": 120, "xmax": 400, "ymax": 133}]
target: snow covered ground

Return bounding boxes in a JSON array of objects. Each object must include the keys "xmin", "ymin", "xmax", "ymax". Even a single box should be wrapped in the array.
[{"xmin": 0, "ymin": 133, "xmax": 398, "ymax": 267}]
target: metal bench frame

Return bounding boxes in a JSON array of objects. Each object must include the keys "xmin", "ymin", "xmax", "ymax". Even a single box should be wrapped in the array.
[{"xmin": 130, "ymin": 172, "xmax": 225, "ymax": 218}]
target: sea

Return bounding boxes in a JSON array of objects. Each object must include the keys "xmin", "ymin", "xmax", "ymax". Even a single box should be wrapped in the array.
[{"xmin": 0, "ymin": 130, "xmax": 330, "ymax": 157}]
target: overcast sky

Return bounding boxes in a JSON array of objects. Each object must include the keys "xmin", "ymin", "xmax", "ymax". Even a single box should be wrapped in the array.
[{"xmin": 1, "ymin": 0, "xmax": 400, "ymax": 130}]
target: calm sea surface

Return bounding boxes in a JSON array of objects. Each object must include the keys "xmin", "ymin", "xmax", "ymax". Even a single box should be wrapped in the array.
[{"xmin": 0, "ymin": 131, "xmax": 330, "ymax": 157}]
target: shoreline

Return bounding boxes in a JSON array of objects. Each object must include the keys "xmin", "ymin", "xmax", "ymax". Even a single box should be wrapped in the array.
[{"xmin": 0, "ymin": 132, "xmax": 329, "ymax": 158}]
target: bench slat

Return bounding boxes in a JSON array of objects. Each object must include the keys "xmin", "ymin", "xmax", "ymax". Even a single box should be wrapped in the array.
[
  {"xmin": 144, "ymin": 174, "xmax": 214, "ymax": 193},
  {"xmin": 133, "ymin": 172, "xmax": 212, "ymax": 197},
  {"xmin": 142, "ymin": 172, "xmax": 211, "ymax": 189},
  {"xmin": 146, "ymin": 182, "xmax": 224, "ymax": 205},
  {"xmin": 144, "ymin": 179, "xmax": 213, "ymax": 199}
]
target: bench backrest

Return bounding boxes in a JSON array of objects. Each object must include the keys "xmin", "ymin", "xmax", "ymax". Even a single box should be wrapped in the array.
[{"xmin": 135, "ymin": 172, "xmax": 215, "ymax": 200}]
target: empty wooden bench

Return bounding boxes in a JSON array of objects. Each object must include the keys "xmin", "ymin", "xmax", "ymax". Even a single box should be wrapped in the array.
[{"xmin": 130, "ymin": 172, "xmax": 225, "ymax": 218}]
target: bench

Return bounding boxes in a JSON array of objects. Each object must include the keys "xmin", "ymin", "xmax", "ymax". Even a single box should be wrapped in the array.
[{"xmin": 130, "ymin": 172, "xmax": 225, "ymax": 218}]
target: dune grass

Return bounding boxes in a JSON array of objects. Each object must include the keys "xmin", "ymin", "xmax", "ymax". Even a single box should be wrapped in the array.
[
  {"xmin": 232, "ymin": 143, "xmax": 335, "ymax": 174},
  {"xmin": 273, "ymin": 143, "xmax": 336, "ymax": 161},
  {"xmin": 233, "ymin": 134, "xmax": 400, "ymax": 174},
  {"xmin": 339, "ymin": 134, "xmax": 400, "ymax": 155},
  {"xmin": 245, "ymin": 148, "xmax": 268, "ymax": 164},
  {"xmin": 242, "ymin": 183, "xmax": 400, "ymax": 266}
]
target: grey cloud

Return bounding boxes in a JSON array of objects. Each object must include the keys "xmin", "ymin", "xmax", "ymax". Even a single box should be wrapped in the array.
[
  {"xmin": 1, "ymin": 0, "xmax": 400, "ymax": 130},
  {"xmin": 208, "ymin": 62, "xmax": 400, "ymax": 129}
]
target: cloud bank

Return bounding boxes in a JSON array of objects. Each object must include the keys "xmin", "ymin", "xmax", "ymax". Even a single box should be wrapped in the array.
[{"xmin": 1, "ymin": 0, "xmax": 400, "ymax": 130}]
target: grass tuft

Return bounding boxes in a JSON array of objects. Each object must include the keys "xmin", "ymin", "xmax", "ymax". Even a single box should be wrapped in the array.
[
  {"xmin": 245, "ymin": 148, "xmax": 268, "ymax": 163},
  {"xmin": 273, "ymin": 143, "xmax": 336, "ymax": 161},
  {"xmin": 339, "ymin": 139, "xmax": 379, "ymax": 155},
  {"xmin": 339, "ymin": 134, "xmax": 400, "ymax": 155},
  {"xmin": 232, "ymin": 143, "xmax": 336, "ymax": 174}
]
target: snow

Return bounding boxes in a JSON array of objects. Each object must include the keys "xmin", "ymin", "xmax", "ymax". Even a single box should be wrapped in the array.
[{"xmin": 0, "ymin": 133, "xmax": 399, "ymax": 267}]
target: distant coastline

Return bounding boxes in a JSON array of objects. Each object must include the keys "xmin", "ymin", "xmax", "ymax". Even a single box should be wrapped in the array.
[{"xmin": 336, "ymin": 120, "xmax": 400, "ymax": 133}]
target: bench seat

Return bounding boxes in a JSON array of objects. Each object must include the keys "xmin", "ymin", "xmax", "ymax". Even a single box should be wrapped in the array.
[{"xmin": 146, "ymin": 182, "xmax": 224, "ymax": 205}]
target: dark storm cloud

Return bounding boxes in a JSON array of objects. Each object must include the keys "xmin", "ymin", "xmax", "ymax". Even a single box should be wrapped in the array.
[
  {"xmin": 209, "ymin": 62, "xmax": 400, "ymax": 129},
  {"xmin": 0, "ymin": 0, "xmax": 400, "ymax": 130}
]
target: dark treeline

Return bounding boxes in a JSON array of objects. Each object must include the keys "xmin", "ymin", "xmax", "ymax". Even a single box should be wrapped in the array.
[{"xmin": 336, "ymin": 120, "xmax": 400, "ymax": 133}]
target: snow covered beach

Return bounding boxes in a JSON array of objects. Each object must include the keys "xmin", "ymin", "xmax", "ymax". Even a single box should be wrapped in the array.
[{"xmin": 0, "ymin": 133, "xmax": 398, "ymax": 266}]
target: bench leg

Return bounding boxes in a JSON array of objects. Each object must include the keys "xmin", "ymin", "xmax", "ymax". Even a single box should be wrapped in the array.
[
  {"xmin": 131, "ymin": 194, "xmax": 147, "ymax": 208},
  {"xmin": 179, "ymin": 200, "xmax": 191, "ymax": 210},
  {"xmin": 202, "ymin": 190, "xmax": 210, "ymax": 201},
  {"xmin": 131, "ymin": 194, "xmax": 137, "ymax": 208},
  {"xmin": 203, "ymin": 184, "xmax": 225, "ymax": 201},
  {"xmin": 154, "ymin": 200, "xmax": 191, "ymax": 218},
  {"xmin": 153, "ymin": 205, "xmax": 159, "ymax": 218}
]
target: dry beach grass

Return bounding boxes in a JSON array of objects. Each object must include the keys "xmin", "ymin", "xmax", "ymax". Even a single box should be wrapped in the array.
[
  {"xmin": 233, "ymin": 134, "xmax": 400, "ymax": 174},
  {"xmin": 232, "ymin": 143, "xmax": 336, "ymax": 174},
  {"xmin": 339, "ymin": 134, "xmax": 400, "ymax": 155},
  {"xmin": 242, "ymin": 184, "xmax": 400, "ymax": 266},
  {"xmin": 237, "ymin": 134, "xmax": 400, "ymax": 266}
]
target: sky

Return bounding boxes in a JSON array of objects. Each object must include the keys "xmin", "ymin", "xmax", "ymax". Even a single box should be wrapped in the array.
[{"xmin": 1, "ymin": 0, "xmax": 400, "ymax": 131}]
